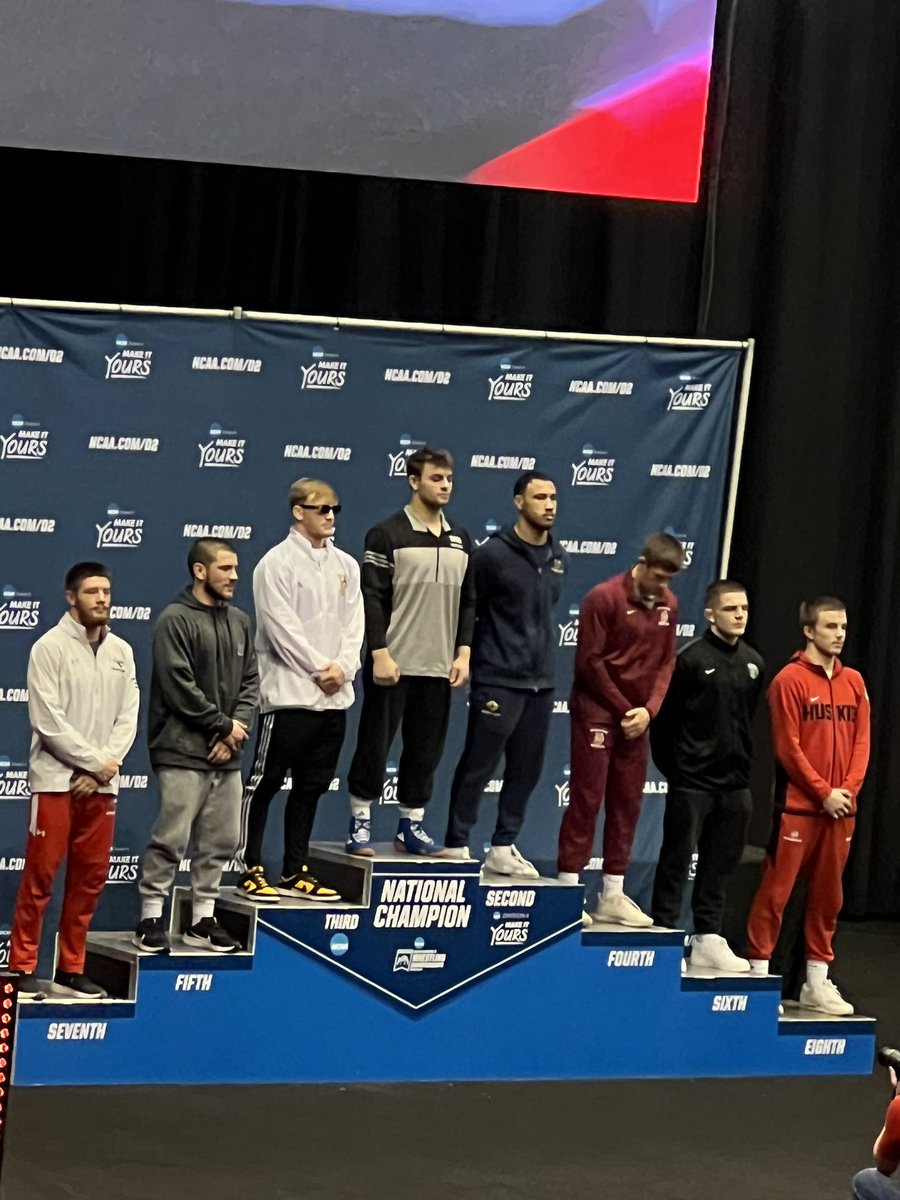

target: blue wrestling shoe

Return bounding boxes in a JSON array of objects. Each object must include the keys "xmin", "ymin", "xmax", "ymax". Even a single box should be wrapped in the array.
[
  {"xmin": 394, "ymin": 818, "xmax": 439, "ymax": 856},
  {"xmin": 346, "ymin": 815, "xmax": 375, "ymax": 857}
]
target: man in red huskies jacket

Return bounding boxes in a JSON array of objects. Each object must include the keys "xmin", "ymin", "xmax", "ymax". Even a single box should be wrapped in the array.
[
  {"xmin": 747, "ymin": 597, "xmax": 870, "ymax": 1014},
  {"xmin": 558, "ymin": 533, "xmax": 684, "ymax": 926}
]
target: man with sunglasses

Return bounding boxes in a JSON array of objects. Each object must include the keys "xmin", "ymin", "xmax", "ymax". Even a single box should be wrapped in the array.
[{"xmin": 237, "ymin": 478, "xmax": 364, "ymax": 901}]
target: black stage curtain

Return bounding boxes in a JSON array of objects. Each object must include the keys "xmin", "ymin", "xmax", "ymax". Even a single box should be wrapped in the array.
[{"xmin": 2, "ymin": 0, "xmax": 900, "ymax": 915}]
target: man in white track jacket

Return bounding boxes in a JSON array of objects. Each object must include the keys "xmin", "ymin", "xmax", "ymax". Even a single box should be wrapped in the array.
[
  {"xmin": 237, "ymin": 477, "xmax": 364, "ymax": 902},
  {"xmin": 10, "ymin": 562, "xmax": 139, "ymax": 1000}
]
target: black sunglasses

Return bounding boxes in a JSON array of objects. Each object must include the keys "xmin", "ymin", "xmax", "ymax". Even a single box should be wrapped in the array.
[{"xmin": 295, "ymin": 503, "xmax": 342, "ymax": 516}]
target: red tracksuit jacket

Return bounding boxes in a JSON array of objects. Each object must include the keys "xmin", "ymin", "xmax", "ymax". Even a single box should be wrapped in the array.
[
  {"xmin": 572, "ymin": 570, "xmax": 678, "ymax": 724},
  {"xmin": 768, "ymin": 652, "xmax": 871, "ymax": 815}
]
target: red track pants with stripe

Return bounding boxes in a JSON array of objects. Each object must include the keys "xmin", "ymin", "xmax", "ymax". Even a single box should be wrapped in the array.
[
  {"xmin": 746, "ymin": 811, "xmax": 855, "ymax": 963},
  {"xmin": 10, "ymin": 791, "xmax": 116, "ymax": 975},
  {"xmin": 557, "ymin": 718, "xmax": 649, "ymax": 876}
]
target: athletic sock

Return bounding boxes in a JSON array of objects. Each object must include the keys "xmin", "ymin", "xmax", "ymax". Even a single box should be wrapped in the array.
[
  {"xmin": 141, "ymin": 899, "xmax": 164, "ymax": 921},
  {"xmin": 350, "ymin": 798, "xmax": 371, "ymax": 820},
  {"xmin": 748, "ymin": 958, "xmax": 769, "ymax": 976},
  {"xmin": 602, "ymin": 873, "xmax": 624, "ymax": 899},
  {"xmin": 806, "ymin": 960, "xmax": 829, "ymax": 987},
  {"xmin": 192, "ymin": 900, "xmax": 215, "ymax": 925},
  {"xmin": 398, "ymin": 806, "xmax": 424, "ymax": 822},
  {"xmin": 557, "ymin": 872, "xmax": 579, "ymax": 886}
]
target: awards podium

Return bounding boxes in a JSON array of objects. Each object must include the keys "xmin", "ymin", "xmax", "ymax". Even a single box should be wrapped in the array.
[{"xmin": 13, "ymin": 846, "xmax": 874, "ymax": 1086}]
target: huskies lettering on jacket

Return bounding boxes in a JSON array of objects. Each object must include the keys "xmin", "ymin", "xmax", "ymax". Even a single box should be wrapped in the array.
[{"xmin": 801, "ymin": 703, "xmax": 858, "ymax": 722}]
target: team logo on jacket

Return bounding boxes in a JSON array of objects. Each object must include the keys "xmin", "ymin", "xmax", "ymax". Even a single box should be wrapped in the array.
[
  {"xmin": 558, "ymin": 604, "xmax": 580, "ymax": 647},
  {"xmin": 590, "ymin": 728, "xmax": 607, "ymax": 749},
  {"xmin": 658, "ymin": 607, "xmax": 670, "ymax": 626},
  {"xmin": 388, "ymin": 434, "xmax": 426, "ymax": 478},
  {"xmin": 482, "ymin": 699, "xmax": 501, "ymax": 716},
  {"xmin": 571, "ymin": 444, "xmax": 615, "ymax": 486},
  {"xmin": 105, "ymin": 333, "xmax": 152, "ymax": 381},
  {"xmin": 747, "ymin": 663, "xmax": 759, "ymax": 680},
  {"xmin": 300, "ymin": 346, "xmax": 347, "ymax": 391},
  {"xmin": 488, "ymin": 358, "xmax": 533, "ymax": 402},
  {"xmin": 198, "ymin": 422, "xmax": 245, "ymax": 469},
  {"xmin": 96, "ymin": 503, "xmax": 144, "ymax": 550},
  {"xmin": 0, "ymin": 414, "xmax": 49, "ymax": 461}
]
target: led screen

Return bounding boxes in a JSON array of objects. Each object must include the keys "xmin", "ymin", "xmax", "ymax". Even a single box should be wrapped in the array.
[{"xmin": 1, "ymin": 0, "xmax": 717, "ymax": 200}]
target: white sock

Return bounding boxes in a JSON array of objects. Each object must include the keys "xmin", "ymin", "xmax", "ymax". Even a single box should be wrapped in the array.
[
  {"xmin": 557, "ymin": 871, "xmax": 579, "ymax": 886},
  {"xmin": 350, "ymin": 798, "xmax": 371, "ymax": 820},
  {"xmin": 602, "ymin": 874, "xmax": 624, "ymax": 899},
  {"xmin": 399, "ymin": 806, "xmax": 424, "ymax": 822},
  {"xmin": 192, "ymin": 900, "xmax": 215, "ymax": 924},
  {"xmin": 806, "ymin": 960, "xmax": 829, "ymax": 987},
  {"xmin": 748, "ymin": 958, "xmax": 769, "ymax": 976},
  {"xmin": 141, "ymin": 899, "xmax": 164, "ymax": 920}
]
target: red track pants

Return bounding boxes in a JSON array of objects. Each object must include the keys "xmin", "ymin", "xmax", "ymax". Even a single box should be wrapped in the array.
[
  {"xmin": 9, "ymin": 791, "xmax": 116, "ymax": 975},
  {"xmin": 557, "ymin": 718, "xmax": 649, "ymax": 876},
  {"xmin": 746, "ymin": 811, "xmax": 855, "ymax": 963}
]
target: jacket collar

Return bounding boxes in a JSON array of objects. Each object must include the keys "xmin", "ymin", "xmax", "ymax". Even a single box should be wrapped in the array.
[
  {"xmin": 404, "ymin": 504, "xmax": 450, "ymax": 534},
  {"xmin": 59, "ymin": 612, "xmax": 108, "ymax": 645}
]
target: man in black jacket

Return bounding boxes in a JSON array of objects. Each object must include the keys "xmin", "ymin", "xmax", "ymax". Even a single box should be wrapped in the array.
[
  {"xmin": 134, "ymin": 538, "xmax": 258, "ymax": 954},
  {"xmin": 650, "ymin": 579, "xmax": 764, "ymax": 971},
  {"xmin": 443, "ymin": 471, "xmax": 567, "ymax": 876}
]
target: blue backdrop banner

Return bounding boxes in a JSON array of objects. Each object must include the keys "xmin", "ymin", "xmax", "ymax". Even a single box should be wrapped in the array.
[{"xmin": 0, "ymin": 305, "xmax": 745, "ymax": 965}]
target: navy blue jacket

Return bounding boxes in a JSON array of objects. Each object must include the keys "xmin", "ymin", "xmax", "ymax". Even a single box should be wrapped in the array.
[{"xmin": 470, "ymin": 526, "xmax": 568, "ymax": 690}]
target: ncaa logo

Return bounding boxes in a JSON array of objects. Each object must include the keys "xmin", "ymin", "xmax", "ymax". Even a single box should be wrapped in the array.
[
  {"xmin": 198, "ymin": 422, "xmax": 245, "ymax": 469},
  {"xmin": 0, "ymin": 414, "xmax": 49, "ymax": 461},
  {"xmin": 559, "ymin": 603, "xmax": 580, "ymax": 647},
  {"xmin": 300, "ymin": 346, "xmax": 347, "ymax": 391},
  {"xmin": 387, "ymin": 434, "xmax": 425, "ymax": 478},
  {"xmin": 571, "ymin": 444, "xmax": 615, "ymax": 486},
  {"xmin": 475, "ymin": 518, "xmax": 500, "ymax": 547},
  {"xmin": 0, "ymin": 584, "xmax": 40, "ymax": 631},
  {"xmin": 96, "ymin": 503, "xmax": 144, "ymax": 550},
  {"xmin": 0, "ymin": 755, "xmax": 29, "ymax": 799}
]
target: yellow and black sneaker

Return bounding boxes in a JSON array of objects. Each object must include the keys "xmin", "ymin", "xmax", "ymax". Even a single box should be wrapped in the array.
[
  {"xmin": 277, "ymin": 867, "xmax": 342, "ymax": 902},
  {"xmin": 237, "ymin": 865, "xmax": 280, "ymax": 904}
]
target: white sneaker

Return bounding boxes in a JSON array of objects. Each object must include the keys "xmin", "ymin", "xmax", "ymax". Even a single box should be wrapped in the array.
[
  {"xmin": 748, "ymin": 959, "xmax": 770, "ymax": 977},
  {"xmin": 581, "ymin": 910, "xmax": 593, "ymax": 929},
  {"xmin": 689, "ymin": 934, "xmax": 751, "ymax": 973},
  {"xmin": 591, "ymin": 893, "xmax": 653, "ymax": 928},
  {"xmin": 483, "ymin": 845, "xmax": 539, "ymax": 879},
  {"xmin": 439, "ymin": 846, "xmax": 470, "ymax": 860},
  {"xmin": 799, "ymin": 979, "xmax": 854, "ymax": 1016}
]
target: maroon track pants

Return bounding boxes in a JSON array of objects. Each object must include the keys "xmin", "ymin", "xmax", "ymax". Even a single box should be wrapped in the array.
[
  {"xmin": 10, "ymin": 791, "xmax": 116, "ymax": 975},
  {"xmin": 557, "ymin": 718, "xmax": 649, "ymax": 876},
  {"xmin": 746, "ymin": 811, "xmax": 855, "ymax": 963}
]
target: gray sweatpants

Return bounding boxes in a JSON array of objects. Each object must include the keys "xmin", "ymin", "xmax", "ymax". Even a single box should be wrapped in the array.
[{"xmin": 139, "ymin": 768, "xmax": 242, "ymax": 923}]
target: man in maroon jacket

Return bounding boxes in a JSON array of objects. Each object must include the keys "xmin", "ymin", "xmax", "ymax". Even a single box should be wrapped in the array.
[{"xmin": 558, "ymin": 533, "xmax": 684, "ymax": 925}]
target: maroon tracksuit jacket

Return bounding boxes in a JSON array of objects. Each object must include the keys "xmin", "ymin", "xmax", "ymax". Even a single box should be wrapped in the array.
[{"xmin": 558, "ymin": 570, "xmax": 678, "ymax": 875}]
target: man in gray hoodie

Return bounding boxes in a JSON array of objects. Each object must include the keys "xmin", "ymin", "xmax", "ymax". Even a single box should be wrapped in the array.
[{"xmin": 134, "ymin": 538, "xmax": 258, "ymax": 954}]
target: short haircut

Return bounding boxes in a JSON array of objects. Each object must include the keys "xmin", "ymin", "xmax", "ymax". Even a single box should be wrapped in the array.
[
  {"xmin": 800, "ymin": 596, "xmax": 846, "ymax": 636},
  {"xmin": 289, "ymin": 477, "xmax": 337, "ymax": 512},
  {"xmin": 65, "ymin": 562, "xmax": 111, "ymax": 593},
  {"xmin": 705, "ymin": 579, "xmax": 748, "ymax": 608},
  {"xmin": 406, "ymin": 446, "xmax": 453, "ymax": 479},
  {"xmin": 187, "ymin": 538, "xmax": 236, "ymax": 578},
  {"xmin": 640, "ymin": 532, "xmax": 685, "ymax": 572},
  {"xmin": 513, "ymin": 470, "xmax": 555, "ymax": 497}
]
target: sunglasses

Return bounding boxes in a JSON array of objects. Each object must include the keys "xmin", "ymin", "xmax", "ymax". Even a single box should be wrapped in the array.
[{"xmin": 295, "ymin": 503, "xmax": 342, "ymax": 516}]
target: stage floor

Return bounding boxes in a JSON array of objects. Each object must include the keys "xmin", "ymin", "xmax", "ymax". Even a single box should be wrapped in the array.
[{"xmin": 5, "ymin": 918, "xmax": 898, "ymax": 1200}]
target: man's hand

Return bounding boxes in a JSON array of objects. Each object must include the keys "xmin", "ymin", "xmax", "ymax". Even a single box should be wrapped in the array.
[
  {"xmin": 228, "ymin": 719, "xmax": 249, "ymax": 745},
  {"xmin": 70, "ymin": 772, "xmax": 97, "ymax": 799},
  {"xmin": 93, "ymin": 758, "xmax": 120, "ymax": 785},
  {"xmin": 449, "ymin": 650, "xmax": 470, "ymax": 689},
  {"xmin": 372, "ymin": 649, "xmax": 401, "ymax": 687},
  {"xmin": 315, "ymin": 663, "xmax": 346, "ymax": 695},
  {"xmin": 621, "ymin": 707, "xmax": 650, "ymax": 740},
  {"xmin": 824, "ymin": 788, "xmax": 853, "ymax": 818},
  {"xmin": 207, "ymin": 739, "xmax": 233, "ymax": 765}
]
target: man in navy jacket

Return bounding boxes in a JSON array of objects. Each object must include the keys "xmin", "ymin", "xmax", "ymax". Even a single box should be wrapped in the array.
[{"xmin": 443, "ymin": 471, "xmax": 567, "ymax": 876}]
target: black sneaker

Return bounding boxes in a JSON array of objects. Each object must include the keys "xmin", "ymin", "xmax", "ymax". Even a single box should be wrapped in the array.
[
  {"xmin": 133, "ymin": 917, "xmax": 169, "ymax": 954},
  {"xmin": 14, "ymin": 973, "xmax": 46, "ymax": 1000},
  {"xmin": 183, "ymin": 917, "xmax": 240, "ymax": 954},
  {"xmin": 53, "ymin": 970, "xmax": 108, "ymax": 999}
]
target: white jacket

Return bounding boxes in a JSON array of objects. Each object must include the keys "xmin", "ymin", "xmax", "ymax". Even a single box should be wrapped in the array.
[
  {"xmin": 27, "ymin": 614, "xmax": 140, "ymax": 795},
  {"xmin": 253, "ymin": 530, "xmax": 364, "ymax": 712}
]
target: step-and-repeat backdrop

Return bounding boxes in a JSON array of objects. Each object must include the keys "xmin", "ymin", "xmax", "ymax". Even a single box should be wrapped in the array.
[{"xmin": 0, "ymin": 305, "xmax": 743, "ymax": 962}]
